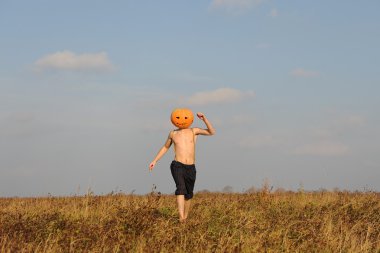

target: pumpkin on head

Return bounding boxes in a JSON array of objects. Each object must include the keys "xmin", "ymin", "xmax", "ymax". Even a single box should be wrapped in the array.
[{"xmin": 171, "ymin": 108, "xmax": 194, "ymax": 129}]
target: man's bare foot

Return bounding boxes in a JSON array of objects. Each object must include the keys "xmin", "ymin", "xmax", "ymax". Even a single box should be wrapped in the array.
[{"xmin": 179, "ymin": 218, "xmax": 187, "ymax": 223}]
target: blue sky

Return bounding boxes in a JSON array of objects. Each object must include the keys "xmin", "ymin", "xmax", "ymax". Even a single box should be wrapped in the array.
[{"xmin": 1, "ymin": 0, "xmax": 379, "ymax": 196}]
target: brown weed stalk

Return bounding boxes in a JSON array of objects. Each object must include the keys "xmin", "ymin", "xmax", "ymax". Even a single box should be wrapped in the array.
[{"xmin": 0, "ymin": 190, "xmax": 379, "ymax": 252}]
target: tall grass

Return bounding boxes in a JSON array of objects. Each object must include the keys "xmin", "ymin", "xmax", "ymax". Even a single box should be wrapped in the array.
[{"xmin": 0, "ymin": 189, "xmax": 379, "ymax": 252}]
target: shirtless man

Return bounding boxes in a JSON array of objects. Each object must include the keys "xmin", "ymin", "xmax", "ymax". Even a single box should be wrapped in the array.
[{"xmin": 149, "ymin": 111, "xmax": 215, "ymax": 222}]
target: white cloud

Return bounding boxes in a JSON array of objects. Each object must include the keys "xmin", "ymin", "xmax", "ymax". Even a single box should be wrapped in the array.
[
  {"xmin": 293, "ymin": 141, "xmax": 349, "ymax": 156},
  {"xmin": 269, "ymin": 8, "xmax": 278, "ymax": 17},
  {"xmin": 342, "ymin": 115, "xmax": 366, "ymax": 127},
  {"xmin": 310, "ymin": 114, "xmax": 366, "ymax": 138},
  {"xmin": 34, "ymin": 50, "xmax": 115, "ymax": 72},
  {"xmin": 210, "ymin": 0, "xmax": 265, "ymax": 12},
  {"xmin": 184, "ymin": 87, "xmax": 255, "ymax": 106},
  {"xmin": 290, "ymin": 68, "xmax": 319, "ymax": 78}
]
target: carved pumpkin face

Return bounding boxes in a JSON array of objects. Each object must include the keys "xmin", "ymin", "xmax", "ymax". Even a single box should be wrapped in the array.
[{"xmin": 171, "ymin": 108, "xmax": 194, "ymax": 129}]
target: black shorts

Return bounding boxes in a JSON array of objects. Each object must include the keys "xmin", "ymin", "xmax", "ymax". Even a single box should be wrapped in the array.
[{"xmin": 170, "ymin": 160, "xmax": 196, "ymax": 200}]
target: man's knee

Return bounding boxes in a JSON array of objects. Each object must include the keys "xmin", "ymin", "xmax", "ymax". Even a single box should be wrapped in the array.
[
  {"xmin": 175, "ymin": 187, "xmax": 187, "ymax": 196},
  {"xmin": 184, "ymin": 193, "xmax": 193, "ymax": 200}
]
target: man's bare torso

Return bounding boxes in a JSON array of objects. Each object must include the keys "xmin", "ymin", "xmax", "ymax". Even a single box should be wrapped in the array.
[{"xmin": 171, "ymin": 128, "xmax": 197, "ymax": 165}]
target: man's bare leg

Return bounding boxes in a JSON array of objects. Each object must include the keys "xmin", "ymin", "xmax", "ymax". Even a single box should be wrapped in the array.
[
  {"xmin": 176, "ymin": 195, "xmax": 185, "ymax": 222},
  {"xmin": 184, "ymin": 199, "xmax": 191, "ymax": 219}
]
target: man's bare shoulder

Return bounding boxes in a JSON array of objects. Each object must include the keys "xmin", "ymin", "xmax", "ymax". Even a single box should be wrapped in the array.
[
  {"xmin": 192, "ymin": 127, "xmax": 214, "ymax": 136},
  {"xmin": 168, "ymin": 130, "xmax": 175, "ymax": 138},
  {"xmin": 191, "ymin": 127, "xmax": 201, "ymax": 135}
]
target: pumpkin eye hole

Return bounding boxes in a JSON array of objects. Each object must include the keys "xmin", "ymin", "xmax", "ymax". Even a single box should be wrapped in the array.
[
  {"xmin": 176, "ymin": 116, "xmax": 180, "ymax": 119},
  {"xmin": 185, "ymin": 117, "xmax": 188, "ymax": 119}
]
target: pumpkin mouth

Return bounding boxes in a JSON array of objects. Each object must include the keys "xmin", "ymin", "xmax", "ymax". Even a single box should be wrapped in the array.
[{"xmin": 175, "ymin": 121, "xmax": 192, "ymax": 128}]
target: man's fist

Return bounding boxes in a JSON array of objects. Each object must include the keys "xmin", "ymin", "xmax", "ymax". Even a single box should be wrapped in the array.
[
  {"xmin": 197, "ymin": 112, "xmax": 205, "ymax": 120},
  {"xmin": 149, "ymin": 161, "xmax": 156, "ymax": 171}
]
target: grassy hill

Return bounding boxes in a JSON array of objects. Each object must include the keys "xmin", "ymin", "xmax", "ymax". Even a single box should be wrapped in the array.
[{"xmin": 0, "ymin": 190, "xmax": 379, "ymax": 252}]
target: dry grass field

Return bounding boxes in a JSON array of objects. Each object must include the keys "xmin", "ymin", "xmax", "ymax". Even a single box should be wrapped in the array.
[{"xmin": 0, "ymin": 188, "xmax": 379, "ymax": 252}]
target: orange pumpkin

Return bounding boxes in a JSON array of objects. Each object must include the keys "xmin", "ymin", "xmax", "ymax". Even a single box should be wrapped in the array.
[{"xmin": 170, "ymin": 108, "xmax": 194, "ymax": 129}]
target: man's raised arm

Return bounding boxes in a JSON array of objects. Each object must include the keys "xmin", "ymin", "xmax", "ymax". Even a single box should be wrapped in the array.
[{"xmin": 194, "ymin": 112, "xmax": 215, "ymax": 136}]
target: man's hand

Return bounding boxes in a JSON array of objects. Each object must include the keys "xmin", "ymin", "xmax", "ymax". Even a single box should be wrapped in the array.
[
  {"xmin": 197, "ymin": 112, "xmax": 205, "ymax": 120},
  {"xmin": 195, "ymin": 112, "xmax": 215, "ymax": 136},
  {"xmin": 149, "ymin": 161, "xmax": 156, "ymax": 171}
]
